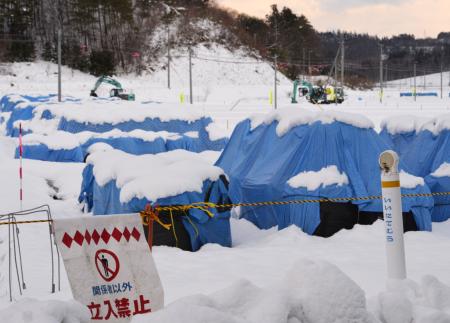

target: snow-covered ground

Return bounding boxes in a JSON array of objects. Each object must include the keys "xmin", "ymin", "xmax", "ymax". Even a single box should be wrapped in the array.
[{"xmin": 1, "ymin": 58, "xmax": 450, "ymax": 323}]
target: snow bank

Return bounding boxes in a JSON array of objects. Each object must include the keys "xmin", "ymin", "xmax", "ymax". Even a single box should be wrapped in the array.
[
  {"xmin": 400, "ymin": 170, "xmax": 425, "ymax": 188},
  {"xmin": 380, "ymin": 115, "xmax": 429, "ymax": 135},
  {"xmin": 250, "ymin": 108, "xmax": 374, "ymax": 136},
  {"xmin": 288, "ymin": 165, "xmax": 349, "ymax": 191},
  {"xmin": 132, "ymin": 259, "xmax": 375, "ymax": 323},
  {"xmin": 0, "ymin": 299, "xmax": 89, "ymax": 323},
  {"xmin": 431, "ymin": 162, "xmax": 450, "ymax": 178},
  {"xmin": 87, "ymin": 149, "xmax": 224, "ymax": 203}
]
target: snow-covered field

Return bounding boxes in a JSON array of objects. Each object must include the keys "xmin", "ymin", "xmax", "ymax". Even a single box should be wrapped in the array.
[{"xmin": 1, "ymin": 58, "xmax": 450, "ymax": 323}]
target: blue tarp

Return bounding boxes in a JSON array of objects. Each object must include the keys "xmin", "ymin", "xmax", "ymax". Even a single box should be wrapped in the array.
[
  {"xmin": 400, "ymin": 92, "xmax": 438, "ymax": 97},
  {"xmin": 401, "ymin": 128, "xmax": 450, "ymax": 222},
  {"xmin": 379, "ymin": 128, "xmax": 418, "ymax": 158},
  {"xmin": 14, "ymin": 144, "xmax": 84, "ymax": 162},
  {"xmin": 79, "ymin": 165, "xmax": 231, "ymax": 251},
  {"xmin": 216, "ymin": 118, "xmax": 434, "ymax": 234},
  {"xmin": 58, "ymin": 115, "xmax": 211, "ymax": 134}
]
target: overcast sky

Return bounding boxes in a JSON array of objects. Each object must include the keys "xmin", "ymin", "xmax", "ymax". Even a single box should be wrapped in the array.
[{"xmin": 216, "ymin": 0, "xmax": 449, "ymax": 38}]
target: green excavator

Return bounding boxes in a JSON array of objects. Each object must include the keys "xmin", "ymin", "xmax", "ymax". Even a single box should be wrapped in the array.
[
  {"xmin": 291, "ymin": 79, "xmax": 344, "ymax": 104},
  {"xmin": 90, "ymin": 76, "xmax": 135, "ymax": 101}
]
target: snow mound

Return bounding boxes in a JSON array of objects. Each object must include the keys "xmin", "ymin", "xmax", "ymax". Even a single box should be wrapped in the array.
[
  {"xmin": 0, "ymin": 298, "xmax": 89, "ymax": 323},
  {"xmin": 132, "ymin": 259, "xmax": 375, "ymax": 323},
  {"xmin": 380, "ymin": 115, "xmax": 429, "ymax": 135},
  {"xmin": 250, "ymin": 108, "xmax": 374, "ymax": 136},
  {"xmin": 431, "ymin": 162, "xmax": 450, "ymax": 178},
  {"xmin": 371, "ymin": 276, "xmax": 450, "ymax": 323},
  {"xmin": 288, "ymin": 165, "xmax": 349, "ymax": 191},
  {"xmin": 86, "ymin": 149, "xmax": 224, "ymax": 203},
  {"xmin": 399, "ymin": 170, "xmax": 425, "ymax": 188}
]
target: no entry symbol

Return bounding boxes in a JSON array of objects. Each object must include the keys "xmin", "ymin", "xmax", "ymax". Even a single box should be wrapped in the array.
[{"xmin": 95, "ymin": 249, "xmax": 120, "ymax": 282}]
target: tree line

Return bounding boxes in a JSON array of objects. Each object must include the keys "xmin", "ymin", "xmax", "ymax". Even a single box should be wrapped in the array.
[{"xmin": 1, "ymin": 0, "xmax": 449, "ymax": 86}]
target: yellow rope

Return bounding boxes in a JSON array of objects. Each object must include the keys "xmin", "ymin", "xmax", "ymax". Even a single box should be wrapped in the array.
[
  {"xmin": 1, "ymin": 191, "xmax": 449, "ymax": 226},
  {"xmin": 169, "ymin": 209, "xmax": 178, "ymax": 247}
]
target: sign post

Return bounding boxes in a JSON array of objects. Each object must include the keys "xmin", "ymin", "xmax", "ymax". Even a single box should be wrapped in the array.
[
  {"xmin": 379, "ymin": 150, "xmax": 407, "ymax": 280},
  {"xmin": 54, "ymin": 214, "xmax": 164, "ymax": 322}
]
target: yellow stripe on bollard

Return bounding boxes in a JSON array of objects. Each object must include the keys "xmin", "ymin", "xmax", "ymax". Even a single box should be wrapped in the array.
[{"xmin": 381, "ymin": 181, "xmax": 400, "ymax": 188}]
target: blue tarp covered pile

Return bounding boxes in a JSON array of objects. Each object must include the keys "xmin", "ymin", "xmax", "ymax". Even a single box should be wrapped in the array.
[
  {"xmin": 0, "ymin": 94, "xmax": 78, "ymax": 136},
  {"xmin": 79, "ymin": 148, "xmax": 231, "ymax": 251},
  {"xmin": 400, "ymin": 116, "xmax": 450, "ymax": 222},
  {"xmin": 15, "ymin": 129, "xmax": 224, "ymax": 162},
  {"xmin": 1, "ymin": 94, "xmax": 227, "ymax": 162},
  {"xmin": 216, "ymin": 108, "xmax": 434, "ymax": 235}
]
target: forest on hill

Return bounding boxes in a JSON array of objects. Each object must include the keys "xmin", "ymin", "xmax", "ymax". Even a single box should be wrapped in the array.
[{"xmin": 1, "ymin": 0, "xmax": 450, "ymax": 86}]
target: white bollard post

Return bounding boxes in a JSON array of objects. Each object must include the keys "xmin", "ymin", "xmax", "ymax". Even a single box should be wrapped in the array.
[{"xmin": 379, "ymin": 150, "xmax": 407, "ymax": 280}]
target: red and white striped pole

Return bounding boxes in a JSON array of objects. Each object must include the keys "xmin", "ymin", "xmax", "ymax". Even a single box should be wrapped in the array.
[{"xmin": 19, "ymin": 123, "xmax": 23, "ymax": 210}]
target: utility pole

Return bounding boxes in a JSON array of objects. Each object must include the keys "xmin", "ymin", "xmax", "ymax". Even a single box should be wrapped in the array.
[
  {"xmin": 302, "ymin": 48, "xmax": 306, "ymax": 81},
  {"xmin": 423, "ymin": 68, "xmax": 426, "ymax": 90},
  {"xmin": 308, "ymin": 50, "xmax": 311, "ymax": 81},
  {"xmin": 189, "ymin": 47, "xmax": 193, "ymax": 104},
  {"xmin": 385, "ymin": 63, "xmax": 388, "ymax": 84},
  {"xmin": 273, "ymin": 14, "xmax": 278, "ymax": 109},
  {"xmin": 274, "ymin": 55, "xmax": 278, "ymax": 110},
  {"xmin": 413, "ymin": 62, "xmax": 417, "ymax": 101},
  {"xmin": 379, "ymin": 44, "xmax": 383, "ymax": 103},
  {"xmin": 167, "ymin": 25, "xmax": 171, "ymax": 89},
  {"xmin": 340, "ymin": 36, "xmax": 344, "ymax": 87},
  {"xmin": 57, "ymin": 28, "xmax": 62, "ymax": 102},
  {"xmin": 441, "ymin": 47, "xmax": 444, "ymax": 99}
]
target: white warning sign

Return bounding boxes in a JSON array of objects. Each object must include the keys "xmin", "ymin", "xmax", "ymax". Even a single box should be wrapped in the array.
[{"xmin": 53, "ymin": 214, "xmax": 164, "ymax": 322}]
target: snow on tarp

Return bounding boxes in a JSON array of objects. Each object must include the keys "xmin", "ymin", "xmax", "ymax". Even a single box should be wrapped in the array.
[
  {"xmin": 216, "ymin": 109, "xmax": 433, "ymax": 234},
  {"xmin": 379, "ymin": 115, "xmax": 428, "ymax": 157},
  {"xmin": 79, "ymin": 148, "xmax": 231, "ymax": 251},
  {"xmin": 16, "ymin": 128, "xmax": 225, "ymax": 162},
  {"xmin": 288, "ymin": 165, "xmax": 349, "ymax": 191}
]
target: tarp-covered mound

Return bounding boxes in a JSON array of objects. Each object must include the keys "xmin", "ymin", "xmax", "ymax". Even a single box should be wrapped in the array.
[
  {"xmin": 35, "ymin": 99, "xmax": 227, "ymax": 150},
  {"xmin": 216, "ymin": 108, "xmax": 433, "ymax": 236},
  {"xmin": 379, "ymin": 115, "xmax": 426, "ymax": 158},
  {"xmin": 0, "ymin": 94, "xmax": 78, "ymax": 137},
  {"xmin": 1, "ymin": 94, "xmax": 228, "ymax": 162},
  {"xmin": 15, "ymin": 129, "xmax": 216, "ymax": 162},
  {"xmin": 79, "ymin": 147, "xmax": 231, "ymax": 251},
  {"xmin": 401, "ymin": 115, "xmax": 450, "ymax": 222}
]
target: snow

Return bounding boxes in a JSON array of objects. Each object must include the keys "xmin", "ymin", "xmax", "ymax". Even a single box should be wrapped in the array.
[
  {"xmin": 288, "ymin": 165, "xmax": 349, "ymax": 191},
  {"xmin": 1, "ymin": 299, "xmax": 89, "ymax": 323},
  {"xmin": 21, "ymin": 129, "xmax": 182, "ymax": 150},
  {"xmin": 431, "ymin": 162, "xmax": 450, "ymax": 178},
  {"xmin": 250, "ymin": 108, "xmax": 374, "ymax": 136},
  {"xmin": 1, "ymin": 45, "xmax": 450, "ymax": 323},
  {"xmin": 133, "ymin": 259, "xmax": 375, "ymax": 323},
  {"xmin": 32, "ymin": 99, "xmax": 208, "ymax": 125},
  {"xmin": 399, "ymin": 170, "xmax": 425, "ymax": 188},
  {"xmin": 86, "ymin": 149, "xmax": 223, "ymax": 203},
  {"xmin": 380, "ymin": 115, "xmax": 429, "ymax": 134}
]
